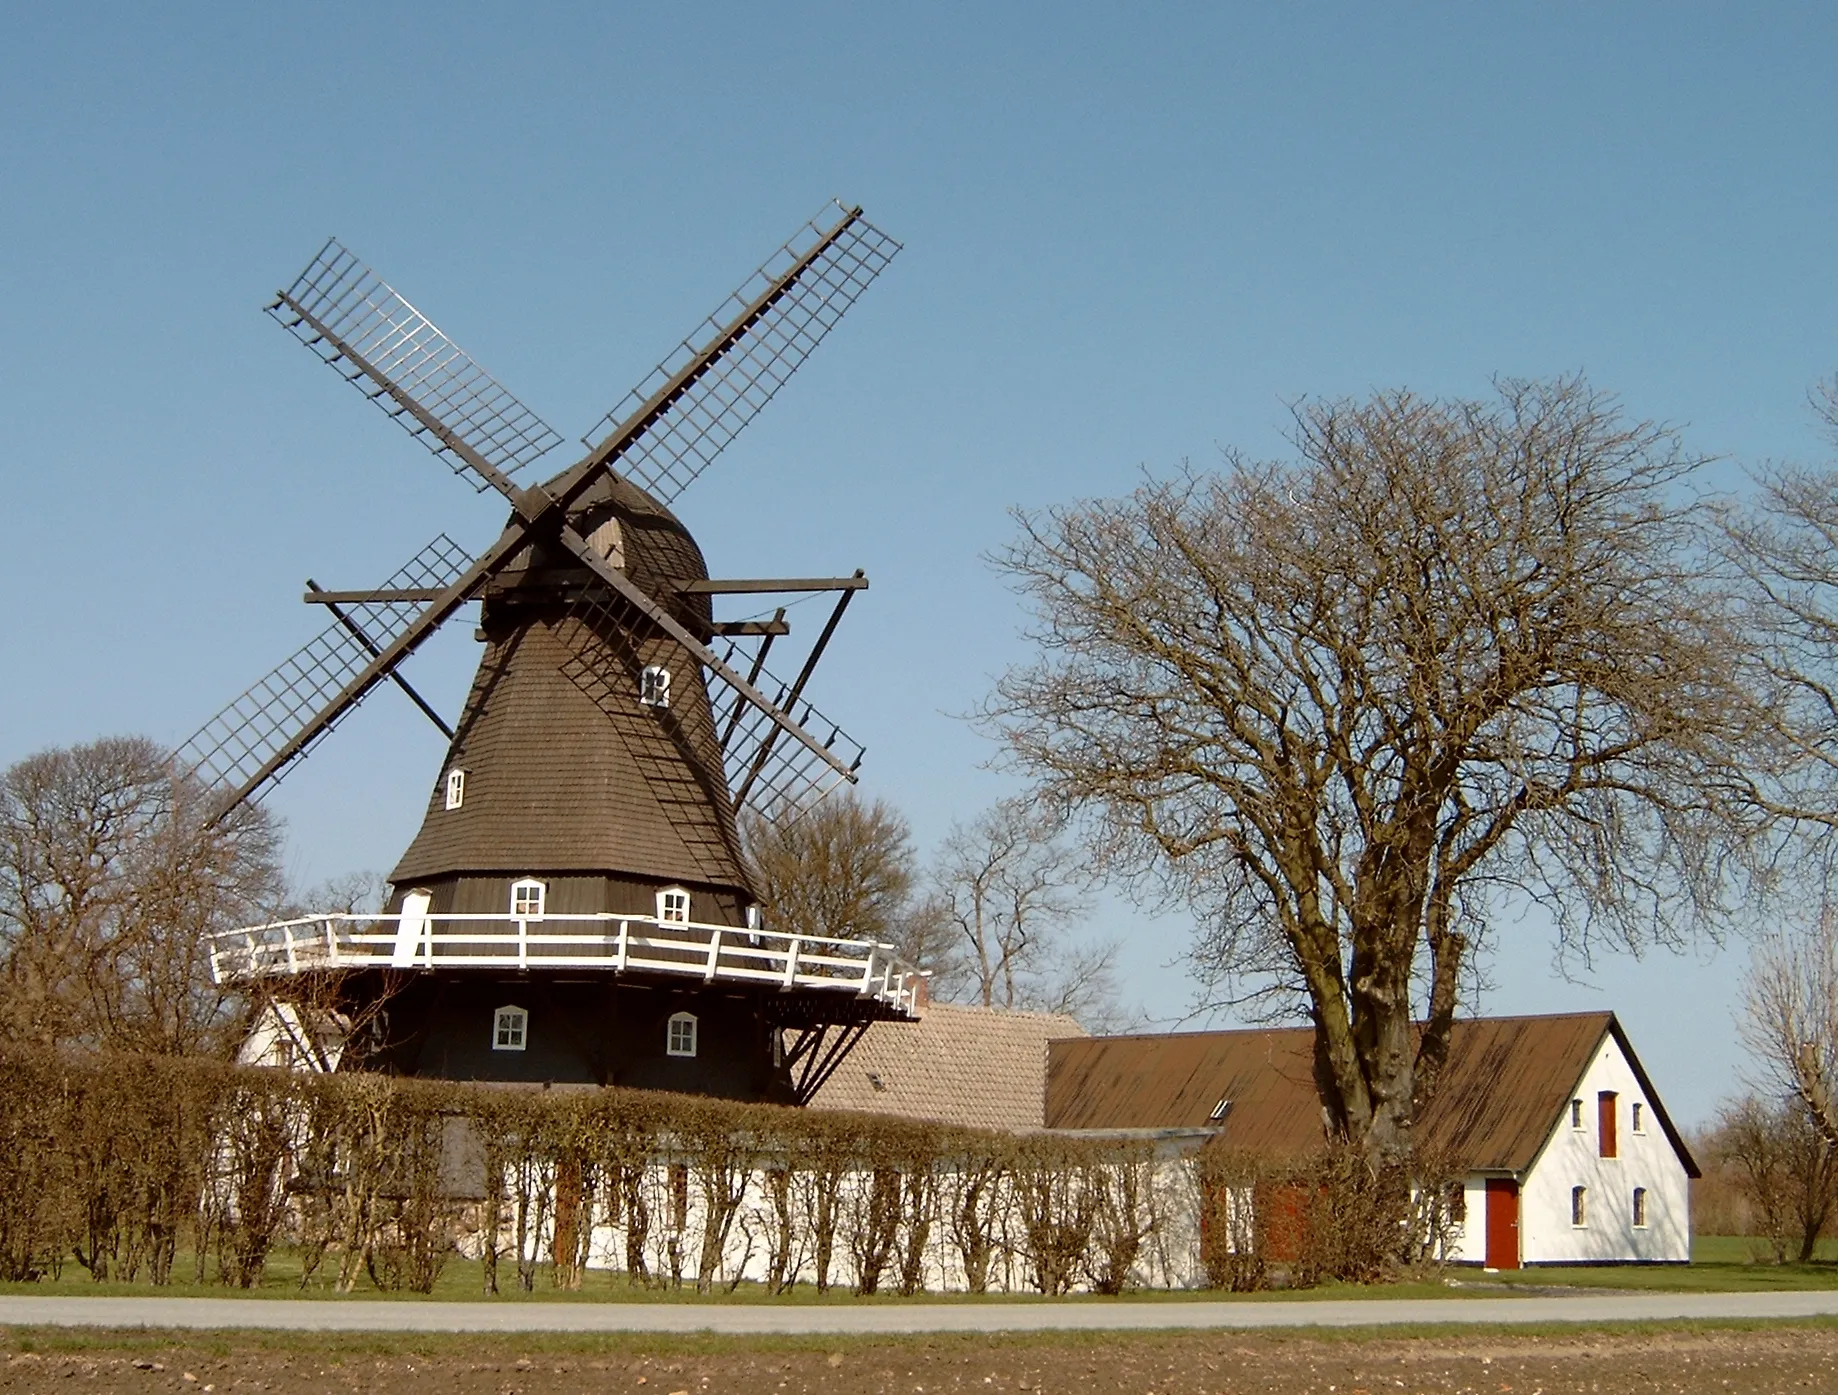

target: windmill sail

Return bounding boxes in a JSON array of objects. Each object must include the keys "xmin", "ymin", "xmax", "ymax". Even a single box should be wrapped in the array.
[
  {"xmin": 714, "ymin": 650, "xmax": 864, "ymax": 824},
  {"xmin": 269, "ymin": 239, "xmax": 564, "ymax": 491},
  {"xmin": 582, "ymin": 203, "xmax": 900, "ymax": 505},
  {"xmin": 176, "ymin": 534, "xmax": 476, "ymax": 796}
]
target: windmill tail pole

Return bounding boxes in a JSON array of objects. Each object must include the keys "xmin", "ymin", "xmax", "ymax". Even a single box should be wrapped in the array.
[
  {"xmin": 733, "ymin": 571, "xmax": 863, "ymax": 808},
  {"xmin": 306, "ymin": 581, "xmax": 454, "ymax": 739}
]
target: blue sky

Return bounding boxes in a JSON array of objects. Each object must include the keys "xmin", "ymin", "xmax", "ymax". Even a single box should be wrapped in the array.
[{"xmin": 3, "ymin": 2, "xmax": 1835, "ymax": 1125}]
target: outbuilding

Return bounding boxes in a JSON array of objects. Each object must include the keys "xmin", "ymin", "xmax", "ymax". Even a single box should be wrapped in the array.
[{"xmin": 1046, "ymin": 1011, "xmax": 1698, "ymax": 1267}]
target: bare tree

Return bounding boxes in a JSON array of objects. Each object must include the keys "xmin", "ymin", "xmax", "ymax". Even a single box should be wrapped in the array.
[
  {"xmin": 741, "ymin": 790, "xmax": 940, "ymax": 957},
  {"xmin": 1740, "ymin": 909, "xmax": 1838, "ymax": 1147},
  {"xmin": 0, "ymin": 735, "xmax": 285, "ymax": 1057},
  {"xmin": 931, "ymin": 799, "xmax": 1119, "ymax": 1026},
  {"xmin": 1710, "ymin": 1093, "xmax": 1838, "ymax": 1263},
  {"xmin": 984, "ymin": 378, "xmax": 1756, "ymax": 1166}
]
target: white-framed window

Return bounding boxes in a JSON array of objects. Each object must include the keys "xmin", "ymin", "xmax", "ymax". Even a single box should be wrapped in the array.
[
  {"xmin": 1631, "ymin": 1101, "xmax": 1645, "ymax": 1134},
  {"xmin": 667, "ymin": 1011, "xmax": 698, "ymax": 1058},
  {"xmin": 1570, "ymin": 1185, "xmax": 1588, "ymax": 1228},
  {"xmin": 1570, "ymin": 1098, "xmax": 1584, "ymax": 1130},
  {"xmin": 510, "ymin": 878, "xmax": 546, "ymax": 919},
  {"xmin": 444, "ymin": 768, "xmax": 466, "ymax": 810},
  {"xmin": 493, "ymin": 1005, "xmax": 528, "ymax": 1051},
  {"xmin": 1632, "ymin": 1186, "xmax": 1649, "ymax": 1228},
  {"xmin": 640, "ymin": 664, "xmax": 672, "ymax": 708},
  {"xmin": 657, "ymin": 886, "xmax": 690, "ymax": 925}
]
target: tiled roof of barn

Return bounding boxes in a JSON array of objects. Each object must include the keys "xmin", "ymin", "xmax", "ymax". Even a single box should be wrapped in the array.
[
  {"xmin": 810, "ymin": 1002, "xmax": 1088, "ymax": 1133},
  {"xmin": 390, "ymin": 474, "xmax": 753, "ymax": 895},
  {"xmin": 1044, "ymin": 1012, "xmax": 1699, "ymax": 1177}
]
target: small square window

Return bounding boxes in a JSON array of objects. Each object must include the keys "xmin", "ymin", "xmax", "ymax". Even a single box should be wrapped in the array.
[
  {"xmin": 658, "ymin": 887, "xmax": 690, "ymax": 925},
  {"xmin": 444, "ymin": 768, "xmax": 466, "ymax": 810},
  {"xmin": 667, "ymin": 1011, "xmax": 697, "ymax": 1057},
  {"xmin": 1632, "ymin": 1186, "xmax": 1649, "ymax": 1228},
  {"xmin": 493, "ymin": 1005, "xmax": 527, "ymax": 1051},
  {"xmin": 640, "ymin": 665, "xmax": 672, "ymax": 709},
  {"xmin": 511, "ymin": 878, "xmax": 545, "ymax": 919}
]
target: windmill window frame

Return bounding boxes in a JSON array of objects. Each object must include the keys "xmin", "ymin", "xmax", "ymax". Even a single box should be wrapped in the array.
[
  {"xmin": 639, "ymin": 664, "xmax": 672, "ymax": 709},
  {"xmin": 657, "ymin": 886, "xmax": 691, "ymax": 925},
  {"xmin": 492, "ymin": 1005, "xmax": 528, "ymax": 1052},
  {"xmin": 510, "ymin": 878, "xmax": 546, "ymax": 920},
  {"xmin": 666, "ymin": 1011, "xmax": 698, "ymax": 1058},
  {"xmin": 444, "ymin": 768, "xmax": 466, "ymax": 811}
]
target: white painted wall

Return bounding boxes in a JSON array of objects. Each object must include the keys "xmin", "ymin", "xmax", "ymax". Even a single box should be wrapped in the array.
[
  {"xmin": 1517, "ymin": 1034, "xmax": 1691, "ymax": 1263},
  {"xmin": 1441, "ymin": 1034, "xmax": 1692, "ymax": 1265}
]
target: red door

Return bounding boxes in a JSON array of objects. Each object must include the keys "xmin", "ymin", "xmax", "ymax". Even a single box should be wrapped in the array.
[{"xmin": 1484, "ymin": 1179, "xmax": 1520, "ymax": 1270}]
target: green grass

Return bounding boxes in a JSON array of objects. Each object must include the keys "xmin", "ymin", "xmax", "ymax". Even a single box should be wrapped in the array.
[{"xmin": 5, "ymin": 1237, "xmax": 1838, "ymax": 1303}]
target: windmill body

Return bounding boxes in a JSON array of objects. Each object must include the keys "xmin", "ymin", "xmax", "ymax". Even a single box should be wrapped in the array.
[{"xmin": 190, "ymin": 206, "xmax": 916, "ymax": 1103}]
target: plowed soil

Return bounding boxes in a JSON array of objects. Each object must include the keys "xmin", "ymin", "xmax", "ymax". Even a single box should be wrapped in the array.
[{"xmin": 5, "ymin": 1325, "xmax": 1837, "ymax": 1394}]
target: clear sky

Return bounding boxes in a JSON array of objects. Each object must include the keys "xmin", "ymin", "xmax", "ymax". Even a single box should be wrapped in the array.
[{"xmin": 3, "ymin": 2, "xmax": 1835, "ymax": 1126}]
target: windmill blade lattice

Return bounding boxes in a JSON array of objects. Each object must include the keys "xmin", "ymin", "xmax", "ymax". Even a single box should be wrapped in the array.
[
  {"xmin": 715, "ymin": 645, "xmax": 865, "ymax": 825},
  {"xmin": 269, "ymin": 239, "xmax": 564, "ymax": 491},
  {"xmin": 176, "ymin": 534, "xmax": 476, "ymax": 796},
  {"xmin": 582, "ymin": 204, "xmax": 901, "ymax": 505}
]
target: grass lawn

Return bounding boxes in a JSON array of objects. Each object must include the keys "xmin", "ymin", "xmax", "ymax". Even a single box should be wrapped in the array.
[{"xmin": 3, "ymin": 1237, "xmax": 1837, "ymax": 1303}]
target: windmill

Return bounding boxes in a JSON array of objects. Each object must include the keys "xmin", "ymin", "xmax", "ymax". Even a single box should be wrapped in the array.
[{"xmin": 190, "ymin": 203, "xmax": 919, "ymax": 1103}]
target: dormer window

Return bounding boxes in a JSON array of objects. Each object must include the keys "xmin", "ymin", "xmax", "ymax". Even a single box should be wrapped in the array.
[
  {"xmin": 1210, "ymin": 1098, "xmax": 1231, "ymax": 1123},
  {"xmin": 667, "ymin": 1011, "xmax": 698, "ymax": 1057},
  {"xmin": 640, "ymin": 665, "xmax": 672, "ymax": 708},
  {"xmin": 493, "ymin": 1005, "xmax": 527, "ymax": 1051},
  {"xmin": 657, "ymin": 886, "xmax": 690, "ymax": 925},
  {"xmin": 510, "ymin": 878, "xmax": 546, "ymax": 919},
  {"xmin": 444, "ymin": 768, "xmax": 466, "ymax": 810}
]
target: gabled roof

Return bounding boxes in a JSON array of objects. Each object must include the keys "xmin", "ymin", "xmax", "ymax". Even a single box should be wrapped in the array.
[
  {"xmin": 810, "ymin": 1001, "xmax": 1087, "ymax": 1133},
  {"xmin": 1045, "ymin": 1012, "xmax": 1699, "ymax": 1177}
]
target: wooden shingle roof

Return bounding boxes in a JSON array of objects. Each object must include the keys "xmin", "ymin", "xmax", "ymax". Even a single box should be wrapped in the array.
[
  {"xmin": 1045, "ymin": 1012, "xmax": 1699, "ymax": 1176},
  {"xmin": 390, "ymin": 475, "xmax": 754, "ymax": 896}
]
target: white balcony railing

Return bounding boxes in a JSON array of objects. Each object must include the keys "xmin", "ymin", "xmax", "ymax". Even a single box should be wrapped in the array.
[{"xmin": 208, "ymin": 912, "xmax": 925, "ymax": 1015}]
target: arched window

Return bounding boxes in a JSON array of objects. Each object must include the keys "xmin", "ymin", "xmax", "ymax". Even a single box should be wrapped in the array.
[
  {"xmin": 1570, "ymin": 1185, "xmax": 1588, "ymax": 1228},
  {"xmin": 657, "ymin": 886, "xmax": 691, "ymax": 925},
  {"xmin": 444, "ymin": 768, "xmax": 466, "ymax": 810},
  {"xmin": 640, "ymin": 665, "xmax": 672, "ymax": 708},
  {"xmin": 667, "ymin": 1011, "xmax": 698, "ymax": 1058},
  {"xmin": 510, "ymin": 878, "xmax": 546, "ymax": 919},
  {"xmin": 1632, "ymin": 1187, "xmax": 1649, "ymax": 1228},
  {"xmin": 493, "ymin": 1005, "xmax": 528, "ymax": 1051}
]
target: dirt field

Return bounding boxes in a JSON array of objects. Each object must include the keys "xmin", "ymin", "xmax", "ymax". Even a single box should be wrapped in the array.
[{"xmin": 3, "ymin": 1325, "xmax": 1836, "ymax": 1395}]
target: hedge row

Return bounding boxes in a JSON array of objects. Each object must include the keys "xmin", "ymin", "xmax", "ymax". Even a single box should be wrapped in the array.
[
  {"xmin": 0, "ymin": 1052, "xmax": 1452, "ymax": 1293},
  {"xmin": 0, "ymin": 1052, "xmax": 1190, "ymax": 1295}
]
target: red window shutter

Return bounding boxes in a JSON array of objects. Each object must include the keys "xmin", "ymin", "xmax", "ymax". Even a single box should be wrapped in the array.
[{"xmin": 1598, "ymin": 1090, "xmax": 1618, "ymax": 1158}]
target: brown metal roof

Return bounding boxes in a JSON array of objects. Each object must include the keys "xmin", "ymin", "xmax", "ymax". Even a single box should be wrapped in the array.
[{"xmin": 1045, "ymin": 1012, "xmax": 1698, "ymax": 1177}]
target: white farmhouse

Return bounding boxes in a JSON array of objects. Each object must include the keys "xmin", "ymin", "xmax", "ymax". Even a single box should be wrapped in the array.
[{"xmin": 1046, "ymin": 1012, "xmax": 1698, "ymax": 1268}]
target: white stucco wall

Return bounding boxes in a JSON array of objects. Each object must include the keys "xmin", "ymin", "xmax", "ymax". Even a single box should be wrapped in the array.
[
  {"xmin": 1441, "ymin": 1178, "xmax": 1492, "ymax": 1266},
  {"xmin": 1440, "ymin": 1033, "xmax": 1692, "ymax": 1265},
  {"xmin": 1517, "ymin": 1034, "xmax": 1691, "ymax": 1263}
]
